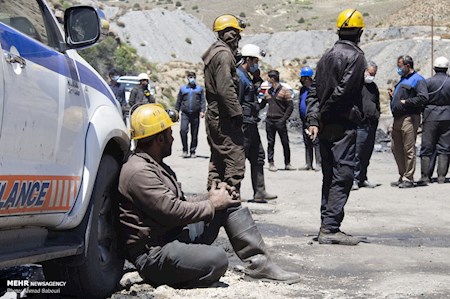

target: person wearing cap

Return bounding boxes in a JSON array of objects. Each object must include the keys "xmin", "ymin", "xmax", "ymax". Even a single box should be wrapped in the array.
[
  {"xmin": 388, "ymin": 55, "xmax": 428, "ymax": 188},
  {"xmin": 175, "ymin": 71, "xmax": 206, "ymax": 158},
  {"xmin": 129, "ymin": 72, "xmax": 155, "ymax": 108},
  {"xmin": 418, "ymin": 56, "xmax": 450, "ymax": 185},
  {"xmin": 202, "ymin": 14, "xmax": 246, "ymax": 191},
  {"xmin": 108, "ymin": 68, "xmax": 127, "ymax": 121},
  {"xmin": 352, "ymin": 61, "xmax": 380, "ymax": 190},
  {"xmin": 298, "ymin": 66, "xmax": 320, "ymax": 171},
  {"xmin": 306, "ymin": 9, "xmax": 367, "ymax": 245},
  {"xmin": 118, "ymin": 104, "xmax": 300, "ymax": 287},
  {"xmin": 264, "ymin": 70, "xmax": 294, "ymax": 171},
  {"xmin": 237, "ymin": 44, "xmax": 277, "ymax": 203}
]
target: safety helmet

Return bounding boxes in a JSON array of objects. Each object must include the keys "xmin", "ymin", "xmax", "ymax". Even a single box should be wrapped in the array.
[
  {"xmin": 137, "ymin": 73, "xmax": 150, "ymax": 81},
  {"xmin": 213, "ymin": 14, "xmax": 245, "ymax": 32},
  {"xmin": 299, "ymin": 66, "xmax": 314, "ymax": 77},
  {"xmin": 336, "ymin": 9, "xmax": 365, "ymax": 29},
  {"xmin": 434, "ymin": 56, "xmax": 449, "ymax": 68},
  {"xmin": 130, "ymin": 104, "xmax": 174, "ymax": 140},
  {"xmin": 241, "ymin": 44, "xmax": 263, "ymax": 59}
]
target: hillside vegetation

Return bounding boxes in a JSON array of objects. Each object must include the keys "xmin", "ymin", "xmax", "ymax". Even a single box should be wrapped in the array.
[{"xmin": 55, "ymin": 0, "xmax": 450, "ymax": 110}]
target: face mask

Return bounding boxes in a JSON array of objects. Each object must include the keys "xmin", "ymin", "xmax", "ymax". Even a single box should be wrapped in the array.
[
  {"xmin": 249, "ymin": 63, "xmax": 259, "ymax": 73},
  {"xmin": 397, "ymin": 67, "xmax": 404, "ymax": 76},
  {"xmin": 112, "ymin": 75, "xmax": 120, "ymax": 81},
  {"xmin": 364, "ymin": 75, "xmax": 375, "ymax": 84},
  {"xmin": 188, "ymin": 77, "xmax": 196, "ymax": 85}
]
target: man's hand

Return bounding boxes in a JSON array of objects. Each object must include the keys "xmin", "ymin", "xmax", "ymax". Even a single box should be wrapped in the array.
[
  {"xmin": 308, "ymin": 126, "xmax": 319, "ymax": 142},
  {"xmin": 209, "ymin": 180, "xmax": 241, "ymax": 210},
  {"xmin": 200, "ymin": 112, "xmax": 205, "ymax": 118}
]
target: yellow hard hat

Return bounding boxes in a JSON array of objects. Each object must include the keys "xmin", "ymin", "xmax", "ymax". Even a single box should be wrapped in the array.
[
  {"xmin": 130, "ymin": 104, "xmax": 174, "ymax": 140},
  {"xmin": 213, "ymin": 14, "xmax": 244, "ymax": 32},
  {"xmin": 336, "ymin": 9, "xmax": 365, "ymax": 29}
]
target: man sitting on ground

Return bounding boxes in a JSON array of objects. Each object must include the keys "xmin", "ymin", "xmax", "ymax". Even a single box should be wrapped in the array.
[{"xmin": 118, "ymin": 103, "xmax": 300, "ymax": 287}]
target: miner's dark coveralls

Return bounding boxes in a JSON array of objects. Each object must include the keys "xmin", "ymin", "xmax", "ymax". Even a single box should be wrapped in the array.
[
  {"xmin": 237, "ymin": 66, "xmax": 265, "ymax": 166},
  {"xmin": 118, "ymin": 150, "xmax": 299, "ymax": 287},
  {"xmin": 354, "ymin": 81, "xmax": 380, "ymax": 186},
  {"xmin": 421, "ymin": 71, "xmax": 450, "ymax": 180},
  {"xmin": 306, "ymin": 40, "xmax": 366, "ymax": 232},
  {"xmin": 202, "ymin": 40, "xmax": 245, "ymax": 190}
]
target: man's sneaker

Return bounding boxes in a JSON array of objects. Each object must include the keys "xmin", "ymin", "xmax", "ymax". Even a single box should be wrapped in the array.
[
  {"xmin": 318, "ymin": 229, "xmax": 360, "ymax": 246},
  {"xmin": 359, "ymin": 180, "xmax": 378, "ymax": 188},
  {"xmin": 268, "ymin": 163, "xmax": 278, "ymax": 172},
  {"xmin": 182, "ymin": 151, "xmax": 189, "ymax": 158},
  {"xmin": 190, "ymin": 152, "xmax": 197, "ymax": 158},
  {"xmin": 285, "ymin": 164, "xmax": 296, "ymax": 170},
  {"xmin": 438, "ymin": 176, "xmax": 446, "ymax": 184},
  {"xmin": 351, "ymin": 181, "xmax": 359, "ymax": 191},
  {"xmin": 398, "ymin": 180, "xmax": 414, "ymax": 188}
]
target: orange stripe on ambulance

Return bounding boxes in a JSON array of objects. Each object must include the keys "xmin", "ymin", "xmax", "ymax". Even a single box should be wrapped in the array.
[{"xmin": 0, "ymin": 176, "xmax": 81, "ymax": 214}]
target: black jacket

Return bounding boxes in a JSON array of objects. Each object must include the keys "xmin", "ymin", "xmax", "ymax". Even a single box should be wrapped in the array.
[
  {"xmin": 306, "ymin": 40, "xmax": 366, "ymax": 128},
  {"xmin": 361, "ymin": 82, "xmax": 380, "ymax": 124},
  {"xmin": 237, "ymin": 66, "xmax": 266, "ymax": 124},
  {"xmin": 423, "ymin": 72, "xmax": 450, "ymax": 122},
  {"xmin": 175, "ymin": 84, "xmax": 206, "ymax": 114}
]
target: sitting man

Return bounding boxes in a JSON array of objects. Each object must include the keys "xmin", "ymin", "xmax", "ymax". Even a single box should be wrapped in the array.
[{"xmin": 118, "ymin": 104, "xmax": 300, "ymax": 287}]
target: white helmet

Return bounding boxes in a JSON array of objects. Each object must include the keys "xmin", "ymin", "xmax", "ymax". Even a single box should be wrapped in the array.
[
  {"xmin": 241, "ymin": 44, "xmax": 263, "ymax": 59},
  {"xmin": 137, "ymin": 72, "xmax": 150, "ymax": 81},
  {"xmin": 434, "ymin": 56, "xmax": 449, "ymax": 69}
]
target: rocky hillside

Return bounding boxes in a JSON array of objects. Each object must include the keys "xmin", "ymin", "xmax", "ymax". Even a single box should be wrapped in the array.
[{"xmin": 72, "ymin": 0, "xmax": 450, "ymax": 112}]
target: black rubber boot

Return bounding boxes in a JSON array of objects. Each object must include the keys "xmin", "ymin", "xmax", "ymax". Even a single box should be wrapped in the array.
[
  {"xmin": 437, "ymin": 154, "xmax": 449, "ymax": 184},
  {"xmin": 417, "ymin": 156, "xmax": 431, "ymax": 186},
  {"xmin": 304, "ymin": 147, "xmax": 313, "ymax": 170},
  {"xmin": 251, "ymin": 165, "xmax": 277, "ymax": 202},
  {"xmin": 225, "ymin": 207, "xmax": 300, "ymax": 283}
]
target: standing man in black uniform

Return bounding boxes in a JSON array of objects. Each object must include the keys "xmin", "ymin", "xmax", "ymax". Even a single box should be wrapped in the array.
[
  {"xmin": 202, "ymin": 15, "xmax": 246, "ymax": 191},
  {"xmin": 352, "ymin": 61, "xmax": 380, "ymax": 190},
  {"xmin": 129, "ymin": 73, "xmax": 155, "ymax": 107},
  {"xmin": 306, "ymin": 9, "xmax": 366, "ymax": 245},
  {"xmin": 419, "ymin": 56, "xmax": 450, "ymax": 184},
  {"xmin": 237, "ymin": 44, "xmax": 277, "ymax": 203}
]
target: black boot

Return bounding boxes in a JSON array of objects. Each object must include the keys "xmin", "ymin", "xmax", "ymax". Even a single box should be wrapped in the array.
[
  {"xmin": 225, "ymin": 207, "xmax": 300, "ymax": 283},
  {"xmin": 251, "ymin": 165, "xmax": 277, "ymax": 202},
  {"xmin": 417, "ymin": 156, "xmax": 431, "ymax": 186},
  {"xmin": 437, "ymin": 154, "xmax": 449, "ymax": 184}
]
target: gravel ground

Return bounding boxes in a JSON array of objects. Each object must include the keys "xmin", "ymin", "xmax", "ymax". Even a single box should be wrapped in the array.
[{"xmin": 2, "ymin": 118, "xmax": 449, "ymax": 299}]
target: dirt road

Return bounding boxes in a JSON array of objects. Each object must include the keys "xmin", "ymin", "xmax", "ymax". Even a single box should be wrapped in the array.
[{"xmin": 112, "ymin": 119, "xmax": 450, "ymax": 299}]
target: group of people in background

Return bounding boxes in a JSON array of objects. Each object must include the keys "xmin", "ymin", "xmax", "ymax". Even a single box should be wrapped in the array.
[{"xmin": 110, "ymin": 7, "xmax": 450, "ymax": 289}]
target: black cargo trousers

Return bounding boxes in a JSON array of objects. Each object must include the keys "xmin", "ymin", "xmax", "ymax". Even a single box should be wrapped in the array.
[
  {"xmin": 132, "ymin": 206, "xmax": 241, "ymax": 287},
  {"xmin": 319, "ymin": 123, "xmax": 357, "ymax": 232}
]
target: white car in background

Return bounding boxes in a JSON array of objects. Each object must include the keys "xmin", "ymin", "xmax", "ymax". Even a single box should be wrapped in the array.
[{"xmin": 0, "ymin": 1, "xmax": 129, "ymax": 297}]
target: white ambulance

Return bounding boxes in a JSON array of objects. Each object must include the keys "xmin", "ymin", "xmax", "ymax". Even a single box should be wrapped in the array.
[{"xmin": 0, "ymin": 1, "xmax": 130, "ymax": 297}]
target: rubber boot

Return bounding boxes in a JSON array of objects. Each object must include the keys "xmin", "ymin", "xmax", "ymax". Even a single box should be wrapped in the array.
[
  {"xmin": 417, "ymin": 156, "xmax": 431, "ymax": 186},
  {"xmin": 251, "ymin": 165, "xmax": 277, "ymax": 202},
  {"xmin": 225, "ymin": 207, "xmax": 300, "ymax": 283},
  {"xmin": 437, "ymin": 154, "xmax": 449, "ymax": 184}
]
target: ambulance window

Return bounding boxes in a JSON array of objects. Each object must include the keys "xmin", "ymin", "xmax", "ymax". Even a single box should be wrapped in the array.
[{"xmin": 0, "ymin": 0, "xmax": 50, "ymax": 45}]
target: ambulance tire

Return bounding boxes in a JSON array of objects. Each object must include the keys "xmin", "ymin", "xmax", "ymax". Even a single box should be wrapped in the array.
[{"xmin": 43, "ymin": 154, "xmax": 124, "ymax": 298}]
